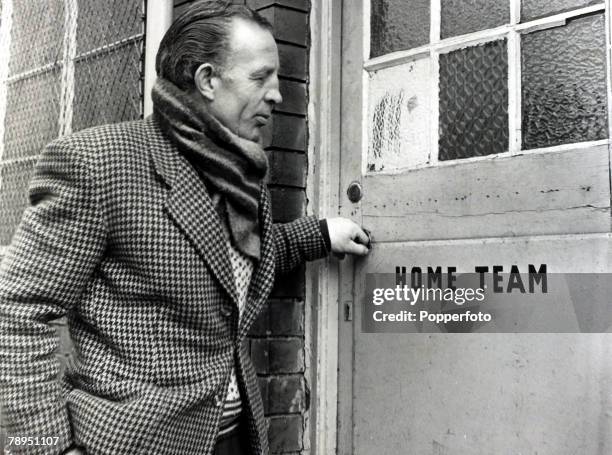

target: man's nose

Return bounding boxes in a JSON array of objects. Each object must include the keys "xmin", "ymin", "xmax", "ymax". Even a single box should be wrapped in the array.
[
  {"xmin": 266, "ymin": 79, "xmax": 283, "ymax": 105},
  {"xmin": 270, "ymin": 89, "xmax": 283, "ymax": 105}
]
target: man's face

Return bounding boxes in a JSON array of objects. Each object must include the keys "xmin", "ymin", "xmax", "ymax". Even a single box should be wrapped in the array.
[{"xmin": 206, "ymin": 18, "xmax": 282, "ymax": 142}]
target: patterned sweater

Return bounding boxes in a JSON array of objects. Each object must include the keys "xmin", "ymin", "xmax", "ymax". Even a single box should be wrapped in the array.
[{"xmin": 213, "ymin": 193, "xmax": 254, "ymax": 437}]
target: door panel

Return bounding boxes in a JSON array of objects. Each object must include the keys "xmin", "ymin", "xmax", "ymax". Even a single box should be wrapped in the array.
[
  {"xmin": 338, "ymin": 0, "xmax": 612, "ymax": 453},
  {"xmin": 362, "ymin": 145, "xmax": 610, "ymax": 242},
  {"xmin": 353, "ymin": 333, "xmax": 611, "ymax": 455},
  {"xmin": 351, "ymin": 237, "xmax": 611, "ymax": 454}
]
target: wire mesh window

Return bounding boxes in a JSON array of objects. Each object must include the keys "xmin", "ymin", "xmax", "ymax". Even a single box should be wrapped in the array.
[
  {"xmin": 366, "ymin": 1, "xmax": 609, "ymax": 172},
  {"xmin": 0, "ymin": 0, "xmax": 145, "ymax": 245}
]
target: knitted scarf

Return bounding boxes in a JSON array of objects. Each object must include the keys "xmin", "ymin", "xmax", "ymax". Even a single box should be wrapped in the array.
[{"xmin": 152, "ymin": 78, "xmax": 268, "ymax": 261}]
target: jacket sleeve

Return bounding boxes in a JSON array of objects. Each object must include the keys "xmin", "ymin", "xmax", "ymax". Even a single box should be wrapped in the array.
[
  {"xmin": 0, "ymin": 139, "xmax": 106, "ymax": 454},
  {"xmin": 272, "ymin": 215, "xmax": 329, "ymax": 276}
]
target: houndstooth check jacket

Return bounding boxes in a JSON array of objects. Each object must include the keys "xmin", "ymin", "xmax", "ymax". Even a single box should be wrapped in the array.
[{"xmin": 0, "ymin": 117, "xmax": 328, "ymax": 455}]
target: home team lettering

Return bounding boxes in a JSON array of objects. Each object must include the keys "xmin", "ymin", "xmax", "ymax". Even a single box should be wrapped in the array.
[{"xmin": 395, "ymin": 264, "xmax": 548, "ymax": 294}]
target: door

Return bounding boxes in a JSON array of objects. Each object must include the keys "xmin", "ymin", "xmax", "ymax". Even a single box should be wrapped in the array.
[{"xmin": 337, "ymin": 1, "xmax": 612, "ymax": 454}]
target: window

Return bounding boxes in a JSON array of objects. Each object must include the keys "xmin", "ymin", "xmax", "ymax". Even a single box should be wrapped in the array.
[
  {"xmin": 0, "ymin": 0, "xmax": 144, "ymax": 245},
  {"xmin": 366, "ymin": 0, "xmax": 609, "ymax": 173}
]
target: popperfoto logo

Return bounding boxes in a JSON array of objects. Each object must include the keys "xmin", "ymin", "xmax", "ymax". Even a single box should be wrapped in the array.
[{"xmin": 363, "ymin": 265, "xmax": 612, "ymax": 333}]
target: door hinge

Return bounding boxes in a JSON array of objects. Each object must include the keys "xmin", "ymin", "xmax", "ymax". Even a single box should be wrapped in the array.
[{"xmin": 344, "ymin": 300, "xmax": 353, "ymax": 321}]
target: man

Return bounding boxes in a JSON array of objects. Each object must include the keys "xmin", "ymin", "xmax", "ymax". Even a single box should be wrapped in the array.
[{"xmin": 0, "ymin": 1, "xmax": 369, "ymax": 454}]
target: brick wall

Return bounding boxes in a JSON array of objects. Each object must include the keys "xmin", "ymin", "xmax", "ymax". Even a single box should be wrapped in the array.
[{"xmin": 179, "ymin": 0, "xmax": 312, "ymax": 452}]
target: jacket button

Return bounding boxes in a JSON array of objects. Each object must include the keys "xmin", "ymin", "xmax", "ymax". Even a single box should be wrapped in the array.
[{"xmin": 220, "ymin": 306, "xmax": 232, "ymax": 317}]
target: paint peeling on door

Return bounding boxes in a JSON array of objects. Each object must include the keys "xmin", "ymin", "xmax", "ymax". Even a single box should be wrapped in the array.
[
  {"xmin": 370, "ymin": 89, "xmax": 406, "ymax": 160},
  {"xmin": 367, "ymin": 57, "xmax": 431, "ymax": 172}
]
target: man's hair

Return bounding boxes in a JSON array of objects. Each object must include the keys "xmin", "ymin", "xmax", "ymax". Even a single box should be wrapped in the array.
[{"xmin": 155, "ymin": 0, "xmax": 273, "ymax": 90}]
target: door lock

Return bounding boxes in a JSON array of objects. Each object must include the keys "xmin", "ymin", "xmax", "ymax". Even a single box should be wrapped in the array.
[
  {"xmin": 344, "ymin": 300, "xmax": 353, "ymax": 321},
  {"xmin": 347, "ymin": 181, "xmax": 363, "ymax": 203}
]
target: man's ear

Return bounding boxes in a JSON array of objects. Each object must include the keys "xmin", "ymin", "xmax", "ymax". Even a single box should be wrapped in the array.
[{"xmin": 194, "ymin": 63, "xmax": 217, "ymax": 101}]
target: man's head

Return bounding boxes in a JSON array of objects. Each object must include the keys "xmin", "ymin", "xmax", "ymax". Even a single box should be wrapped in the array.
[{"xmin": 156, "ymin": 0, "xmax": 282, "ymax": 142}]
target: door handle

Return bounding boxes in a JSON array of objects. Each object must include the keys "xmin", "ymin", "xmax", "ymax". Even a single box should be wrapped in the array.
[{"xmin": 346, "ymin": 181, "xmax": 363, "ymax": 203}]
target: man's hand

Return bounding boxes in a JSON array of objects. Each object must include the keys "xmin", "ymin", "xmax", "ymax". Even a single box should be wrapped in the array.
[{"xmin": 326, "ymin": 217, "xmax": 371, "ymax": 257}]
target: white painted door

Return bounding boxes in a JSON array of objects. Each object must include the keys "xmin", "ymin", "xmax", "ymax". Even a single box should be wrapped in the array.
[{"xmin": 337, "ymin": 1, "xmax": 612, "ymax": 454}]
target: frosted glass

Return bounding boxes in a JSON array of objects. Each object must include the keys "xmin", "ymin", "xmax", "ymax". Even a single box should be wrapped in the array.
[
  {"xmin": 521, "ymin": 14, "xmax": 608, "ymax": 149},
  {"xmin": 370, "ymin": 0, "xmax": 430, "ymax": 58},
  {"xmin": 521, "ymin": 0, "xmax": 601, "ymax": 21},
  {"xmin": 441, "ymin": 0, "xmax": 509, "ymax": 38},
  {"xmin": 439, "ymin": 40, "xmax": 508, "ymax": 161}
]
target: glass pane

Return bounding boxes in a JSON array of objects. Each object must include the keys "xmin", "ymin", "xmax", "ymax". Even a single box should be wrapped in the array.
[
  {"xmin": 0, "ymin": 158, "xmax": 37, "ymax": 245},
  {"xmin": 521, "ymin": 0, "xmax": 602, "ymax": 21},
  {"xmin": 73, "ymin": 0, "xmax": 143, "ymax": 132},
  {"xmin": 73, "ymin": 45, "xmax": 143, "ymax": 132},
  {"xmin": 367, "ymin": 58, "xmax": 431, "ymax": 172},
  {"xmin": 77, "ymin": 0, "xmax": 143, "ymax": 53},
  {"xmin": 4, "ymin": 70, "xmax": 61, "ymax": 160},
  {"xmin": 370, "ymin": 0, "xmax": 430, "ymax": 58},
  {"xmin": 8, "ymin": 0, "xmax": 64, "ymax": 75},
  {"xmin": 441, "ymin": 0, "xmax": 510, "ymax": 39},
  {"xmin": 521, "ymin": 14, "xmax": 607, "ymax": 150},
  {"xmin": 439, "ymin": 40, "xmax": 508, "ymax": 161}
]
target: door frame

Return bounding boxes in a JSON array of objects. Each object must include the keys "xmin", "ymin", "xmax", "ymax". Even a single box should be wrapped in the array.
[
  {"xmin": 143, "ymin": 0, "xmax": 174, "ymax": 116},
  {"xmin": 306, "ymin": 0, "xmax": 344, "ymax": 454},
  {"xmin": 308, "ymin": 0, "xmax": 367, "ymax": 453}
]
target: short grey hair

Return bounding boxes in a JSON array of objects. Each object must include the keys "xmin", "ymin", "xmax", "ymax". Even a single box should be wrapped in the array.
[{"xmin": 155, "ymin": 0, "xmax": 273, "ymax": 90}]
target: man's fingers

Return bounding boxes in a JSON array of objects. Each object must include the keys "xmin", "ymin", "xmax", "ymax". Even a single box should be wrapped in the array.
[
  {"xmin": 353, "ymin": 227, "xmax": 370, "ymax": 247},
  {"xmin": 326, "ymin": 217, "xmax": 372, "ymax": 256},
  {"xmin": 347, "ymin": 241, "xmax": 369, "ymax": 256}
]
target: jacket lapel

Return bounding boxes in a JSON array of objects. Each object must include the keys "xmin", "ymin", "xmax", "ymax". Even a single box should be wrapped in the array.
[
  {"xmin": 146, "ymin": 117, "xmax": 239, "ymax": 306},
  {"xmin": 239, "ymin": 184, "xmax": 276, "ymax": 338}
]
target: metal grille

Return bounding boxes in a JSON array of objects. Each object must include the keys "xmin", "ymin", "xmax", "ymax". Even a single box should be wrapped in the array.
[
  {"xmin": 73, "ymin": 0, "xmax": 144, "ymax": 131},
  {"xmin": 0, "ymin": 157, "xmax": 37, "ymax": 245},
  {"xmin": 0, "ymin": 0, "xmax": 145, "ymax": 245}
]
